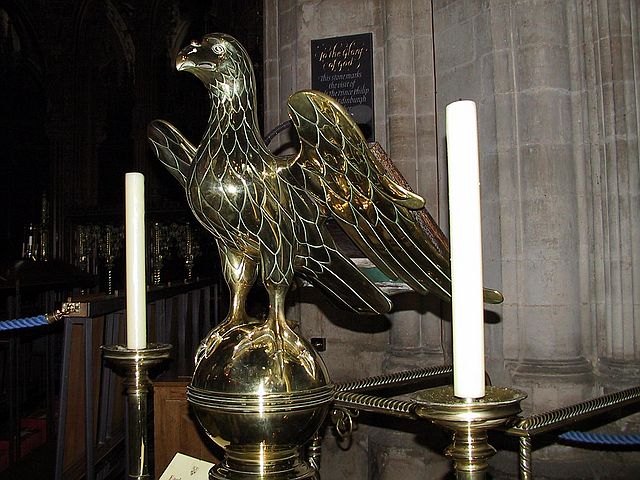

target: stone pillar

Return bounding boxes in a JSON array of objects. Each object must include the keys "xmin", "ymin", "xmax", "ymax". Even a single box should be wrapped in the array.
[
  {"xmin": 263, "ymin": 0, "xmax": 283, "ymax": 135},
  {"xmin": 382, "ymin": 0, "xmax": 446, "ymax": 372},
  {"xmin": 581, "ymin": 0, "xmax": 640, "ymax": 387},
  {"xmin": 487, "ymin": 0, "xmax": 592, "ymax": 405},
  {"xmin": 272, "ymin": 0, "xmax": 300, "ymax": 145},
  {"xmin": 432, "ymin": 0, "xmax": 509, "ymax": 381},
  {"xmin": 434, "ymin": 0, "xmax": 593, "ymax": 406}
]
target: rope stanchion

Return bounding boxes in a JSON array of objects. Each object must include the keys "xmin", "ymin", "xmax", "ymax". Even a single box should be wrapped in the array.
[
  {"xmin": 0, "ymin": 314, "xmax": 60, "ymax": 331},
  {"xmin": 559, "ymin": 431, "xmax": 640, "ymax": 446}
]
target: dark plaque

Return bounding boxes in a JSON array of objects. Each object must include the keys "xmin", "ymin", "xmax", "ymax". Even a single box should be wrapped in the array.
[{"xmin": 311, "ymin": 33, "xmax": 375, "ymax": 141}]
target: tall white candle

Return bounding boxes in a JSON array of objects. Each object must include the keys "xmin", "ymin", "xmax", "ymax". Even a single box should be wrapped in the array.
[
  {"xmin": 446, "ymin": 100, "xmax": 485, "ymax": 399},
  {"xmin": 125, "ymin": 172, "xmax": 147, "ymax": 349}
]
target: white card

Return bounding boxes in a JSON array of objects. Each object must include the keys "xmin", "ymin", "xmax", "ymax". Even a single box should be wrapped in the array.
[{"xmin": 159, "ymin": 452, "xmax": 215, "ymax": 480}]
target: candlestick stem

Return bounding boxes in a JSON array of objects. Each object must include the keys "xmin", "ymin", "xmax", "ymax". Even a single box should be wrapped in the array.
[{"xmin": 102, "ymin": 343, "xmax": 171, "ymax": 479}]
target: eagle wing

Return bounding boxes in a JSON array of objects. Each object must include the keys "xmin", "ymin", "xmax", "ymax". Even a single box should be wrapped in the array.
[
  {"xmin": 287, "ymin": 90, "xmax": 503, "ymax": 304},
  {"xmin": 287, "ymin": 90, "xmax": 451, "ymax": 300},
  {"xmin": 148, "ymin": 119, "xmax": 196, "ymax": 188}
]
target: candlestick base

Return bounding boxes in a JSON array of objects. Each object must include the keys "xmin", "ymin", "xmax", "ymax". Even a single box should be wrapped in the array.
[
  {"xmin": 412, "ymin": 385, "xmax": 526, "ymax": 480},
  {"xmin": 102, "ymin": 343, "xmax": 172, "ymax": 480}
]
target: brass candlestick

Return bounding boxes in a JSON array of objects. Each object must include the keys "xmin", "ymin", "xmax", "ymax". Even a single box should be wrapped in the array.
[
  {"xmin": 413, "ymin": 385, "xmax": 526, "ymax": 480},
  {"xmin": 102, "ymin": 343, "xmax": 172, "ymax": 480}
]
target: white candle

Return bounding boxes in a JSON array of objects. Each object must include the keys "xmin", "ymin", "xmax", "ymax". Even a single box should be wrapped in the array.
[
  {"xmin": 446, "ymin": 100, "xmax": 485, "ymax": 399},
  {"xmin": 125, "ymin": 172, "xmax": 147, "ymax": 349}
]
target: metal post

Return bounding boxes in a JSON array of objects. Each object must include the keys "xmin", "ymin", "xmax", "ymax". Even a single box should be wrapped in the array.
[{"xmin": 519, "ymin": 436, "xmax": 532, "ymax": 480}]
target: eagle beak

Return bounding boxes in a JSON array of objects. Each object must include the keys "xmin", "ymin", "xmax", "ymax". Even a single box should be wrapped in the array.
[
  {"xmin": 176, "ymin": 42, "xmax": 202, "ymax": 71},
  {"xmin": 176, "ymin": 57, "xmax": 195, "ymax": 71}
]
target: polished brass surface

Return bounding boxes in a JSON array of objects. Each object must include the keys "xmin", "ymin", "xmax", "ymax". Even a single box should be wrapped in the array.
[
  {"xmin": 503, "ymin": 385, "xmax": 640, "ymax": 480},
  {"xmin": 413, "ymin": 385, "xmax": 526, "ymax": 479},
  {"xmin": 335, "ymin": 364, "xmax": 453, "ymax": 393},
  {"xmin": 505, "ymin": 385, "xmax": 640, "ymax": 436},
  {"xmin": 307, "ymin": 432, "xmax": 322, "ymax": 473},
  {"xmin": 187, "ymin": 319, "xmax": 331, "ymax": 479},
  {"xmin": 147, "ymin": 32, "xmax": 503, "ymax": 479},
  {"xmin": 330, "ymin": 406, "xmax": 359, "ymax": 441},
  {"xmin": 102, "ymin": 343, "xmax": 172, "ymax": 480},
  {"xmin": 45, "ymin": 300, "xmax": 85, "ymax": 323},
  {"xmin": 334, "ymin": 391, "xmax": 416, "ymax": 419},
  {"xmin": 518, "ymin": 436, "xmax": 533, "ymax": 480},
  {"xmin": 57, "ymin": 300, "xmax": 88, "ymax": 317}
]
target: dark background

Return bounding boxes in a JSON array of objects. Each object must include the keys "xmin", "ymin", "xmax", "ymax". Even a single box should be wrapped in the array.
[{"xmin": 0, "ymin": 0, "xmax": 263, "ymax": 277}]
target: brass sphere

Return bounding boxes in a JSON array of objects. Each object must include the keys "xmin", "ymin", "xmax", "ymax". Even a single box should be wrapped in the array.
[{"xmin": 188, "ymin": 319, "xmax": 333, "ymax": 479}]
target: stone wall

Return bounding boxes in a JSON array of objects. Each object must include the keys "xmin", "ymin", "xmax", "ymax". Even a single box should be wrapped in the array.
[{"xmin": 264, "ymin": 0, "xmax": 640, "ymax": 477}]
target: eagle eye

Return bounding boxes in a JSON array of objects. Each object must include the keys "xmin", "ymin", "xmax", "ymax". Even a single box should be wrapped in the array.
[{"xmin": 212, "ymin": 44, "xmax": 225, "ymax": 55}]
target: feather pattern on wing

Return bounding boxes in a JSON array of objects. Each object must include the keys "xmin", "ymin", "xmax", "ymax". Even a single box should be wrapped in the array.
[
  {"xmin": 287, "ymin": 90, "xmax": 452, "ymax": 299},
  {"xmin": 148, "ymin": 119, "xmax": 196, "ymax": 188},
  {"xmin": 148, "ymin": 33, "xmax": 503, "ymax": 330}
]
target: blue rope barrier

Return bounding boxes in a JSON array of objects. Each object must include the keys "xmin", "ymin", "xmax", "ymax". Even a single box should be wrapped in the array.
[
  {"xmin": 559, "ymin": 430, "xmax": 640, "ymax": 446},
  {"xmin": 0, "ymin": 315, "xmax": 49, "ymax": 331}
]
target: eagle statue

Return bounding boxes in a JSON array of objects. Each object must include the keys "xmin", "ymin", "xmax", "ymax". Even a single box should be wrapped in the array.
[
  {"xmin": 148, "ymin": 33, "xmax": 501, "ymax": 354},
  {"xmin": 147, "ymin": 33, "xmax": 503, "ymax": 478}
]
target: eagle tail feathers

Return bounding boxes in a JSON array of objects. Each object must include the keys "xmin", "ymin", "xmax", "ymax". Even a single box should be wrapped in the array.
[{"xmin": 298, "ymin": 249, "xmax": 393, "ymax": 315}]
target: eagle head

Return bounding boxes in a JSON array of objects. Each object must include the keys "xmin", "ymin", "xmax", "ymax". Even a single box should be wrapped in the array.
[{"xmin": 176, "ymin": 33, "xmax": 254, "ymax": 102}]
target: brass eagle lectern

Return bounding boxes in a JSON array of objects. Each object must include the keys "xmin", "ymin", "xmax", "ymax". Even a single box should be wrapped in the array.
[{"xmin": 148, "ymin": 33, "xmax": 502, "ymax": 480}]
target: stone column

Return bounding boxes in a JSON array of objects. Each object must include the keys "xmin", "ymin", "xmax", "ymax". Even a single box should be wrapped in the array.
[
  {"xmin": 383, "ymin": 0, "xmax": 446, "ymax": 372},
  {"xmin": 581, "ymin": 0, "xmax": 640, "ymax": 387},
  {"xmin": 273, "ymin": 0, "xmax": 300, "ymax": 150},
  {"xmin": 485, "ymin": 0, "xmax": 592, "ymax": 406},
  {"xmin": 432, "ymin": 0, "xmax": 513, "ymax": 385},
  {"xmin": 365, "ymin": 0, "xmax": 448, "ymax": 477},
  {"xmin": 263, "ymin": 0, "xmax": 284, "ymax": 135}
]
